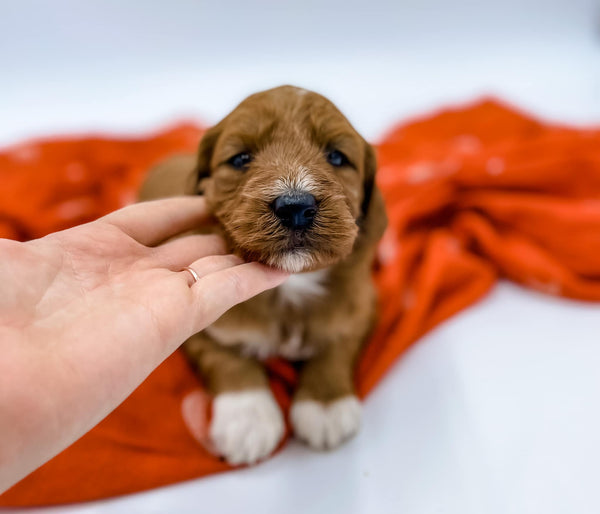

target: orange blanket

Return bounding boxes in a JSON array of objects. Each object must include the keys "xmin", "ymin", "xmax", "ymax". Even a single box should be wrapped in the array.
[{"xmin": 1, "ymin": 100, "xmax": 599, "ymax": 506}]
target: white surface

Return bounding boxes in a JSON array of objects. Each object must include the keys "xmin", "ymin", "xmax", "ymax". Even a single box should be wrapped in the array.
[
  {"xmin": 1, "ymin": 0, "xmax": 599, "ymax": 146},
  {"xmin": 1, "ymin": 1, "xmax": 600, "ymax": 513}
]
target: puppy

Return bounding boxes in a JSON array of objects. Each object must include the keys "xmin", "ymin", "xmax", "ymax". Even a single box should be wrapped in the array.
[{"xmin": 139, "ymin": 85, "xmax": 387, "ymax": 465}]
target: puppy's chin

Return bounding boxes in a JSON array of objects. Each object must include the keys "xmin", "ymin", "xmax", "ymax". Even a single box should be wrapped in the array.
[
  {"xmin": 267, "ymin": 249, "xmax": 319, "ymax": 273},
  {"xmin": 264, "ymin": 248, "xmax": 334, "ymax": 273},
  {"xmin": 233, "ymin": 232, "xmax": 357, "ymax": 273}
]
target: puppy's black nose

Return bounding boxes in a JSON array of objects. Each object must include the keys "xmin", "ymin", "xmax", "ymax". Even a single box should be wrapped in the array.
[{"xmin": 272, "ymin": 193, "xmax": 317, "ymax": 229}]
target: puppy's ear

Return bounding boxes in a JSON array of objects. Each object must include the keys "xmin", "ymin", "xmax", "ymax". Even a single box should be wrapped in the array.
[
  {"xmin": 359, "ymin": 141, "xmax": 387, "ymax": 243},
  {"xmin": 191, "ymin": 123, "xmax": 222, "ymax": 195}
]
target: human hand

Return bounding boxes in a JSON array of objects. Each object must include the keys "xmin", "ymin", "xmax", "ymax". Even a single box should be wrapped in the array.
[{"xmin": 0, "ymin": 196, "xmax": 288, "ymax": 492}]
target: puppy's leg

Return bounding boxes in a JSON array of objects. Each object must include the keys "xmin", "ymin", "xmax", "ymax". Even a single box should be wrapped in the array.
[
  {"xmin": 291, "ymin": 339, "xmax": 363, "ymax": 451},
  {"xmin": 184, "ymin": 333, "xmax": 285, "ymax": 465}
]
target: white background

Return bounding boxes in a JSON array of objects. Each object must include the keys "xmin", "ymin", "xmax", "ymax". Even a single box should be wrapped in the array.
[{"xmin": 1, "ymin": 1, "xmax": 600, "ymax": 513}]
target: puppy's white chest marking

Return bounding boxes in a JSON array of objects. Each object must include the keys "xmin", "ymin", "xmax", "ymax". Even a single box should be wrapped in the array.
[
  {"xmin": 278, "ymin": 325, "xmax": 316, "ymax": 360},
  {"xmin": 205, "ymin": 270, "xmax": 328, "ymax": 360},
  {"xmin": 277, "ymin": 268, "xmax": 329, "ymax": 307},
  {"xmin": 204, "ymin": 325, "xmax": 272, "ymax": 358},
  {"xmin": 206, "ymin": 323, "xmax": 315, "ymax": 361}
]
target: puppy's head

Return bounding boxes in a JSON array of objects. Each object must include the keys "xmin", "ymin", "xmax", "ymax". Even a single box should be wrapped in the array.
[{"xmin": 194, "ymin": 85, "xmax": 381, "ymax": 273}]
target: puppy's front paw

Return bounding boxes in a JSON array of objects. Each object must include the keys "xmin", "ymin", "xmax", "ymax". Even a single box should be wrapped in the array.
[
  {"xmin": 291, "ymin": 395, "xmax": 362, "ymax": 450},
  {"xmin": 210, "ymin": 389, "xmax": 285, "ymax": 465}
]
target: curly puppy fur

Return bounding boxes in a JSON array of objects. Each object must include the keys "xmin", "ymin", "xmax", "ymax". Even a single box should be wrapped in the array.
[{"xmin": 139, "ymin": 85, "xmax": 387, "ymax": 463}]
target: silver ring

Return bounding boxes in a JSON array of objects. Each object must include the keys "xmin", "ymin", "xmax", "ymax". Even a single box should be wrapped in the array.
[{"xmin": 183, "ymin": 266, "xmax": 200, "ymax": 284}]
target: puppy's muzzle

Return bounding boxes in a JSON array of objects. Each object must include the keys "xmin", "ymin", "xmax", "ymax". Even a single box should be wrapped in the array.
[{"xmin": 272, "ymin": 193, "xmax": 317, "ymax": 230}]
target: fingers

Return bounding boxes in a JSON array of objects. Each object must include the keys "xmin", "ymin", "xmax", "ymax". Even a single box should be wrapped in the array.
[
  {"xmin": 101, "ymin": 197, "xmax": 210, "ymax": 247},
  {"xmin": 181, "ymin": 254, "xmax": 244, "ymax": 286},
  {"xmin": 190, "ymin": 263, "xmax": 289, "ymax": 332},
  {"xmin": 153, "ymin": 234, "xmax": 228, "ymax": 270}
]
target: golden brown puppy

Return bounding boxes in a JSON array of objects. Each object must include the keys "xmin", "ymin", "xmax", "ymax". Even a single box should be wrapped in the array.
[{"xmin": 140, "ymin": 85, "xmax": 386, "ymax": 465}]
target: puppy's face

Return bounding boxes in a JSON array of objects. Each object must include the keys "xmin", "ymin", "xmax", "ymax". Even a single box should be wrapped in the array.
[{"xmin": 195, "ymin": 86, "xmax": 376, "ymax": 273}]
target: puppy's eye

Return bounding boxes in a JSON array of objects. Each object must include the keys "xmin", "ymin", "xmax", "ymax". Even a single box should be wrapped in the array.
[
  {"xmin": 228, "ymin": 152, "xmax": 252, "ymax": 170},
  {"xmin": 327, "ymin": 150, "xmax": 349, "ymax": 167}
]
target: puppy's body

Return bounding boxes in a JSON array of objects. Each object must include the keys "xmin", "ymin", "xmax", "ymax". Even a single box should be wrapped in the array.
[{"xmin": 140, "ymin": 86, "xmax": 386, "ymax": 464}]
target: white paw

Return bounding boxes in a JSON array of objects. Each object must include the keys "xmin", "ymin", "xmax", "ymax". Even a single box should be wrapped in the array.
[
  {"xmin": 210, "ymin": 389, "xmax": 285, "ymax": 465},
  {"xmin": 290, "ymin": 395, "xmax": 362, "ymax": 450}
]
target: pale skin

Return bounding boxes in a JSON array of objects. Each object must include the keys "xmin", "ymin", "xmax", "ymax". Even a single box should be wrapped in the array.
[{"xmin": 0, "ymin": 196, "xmax": 289, "ymax": 493}]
